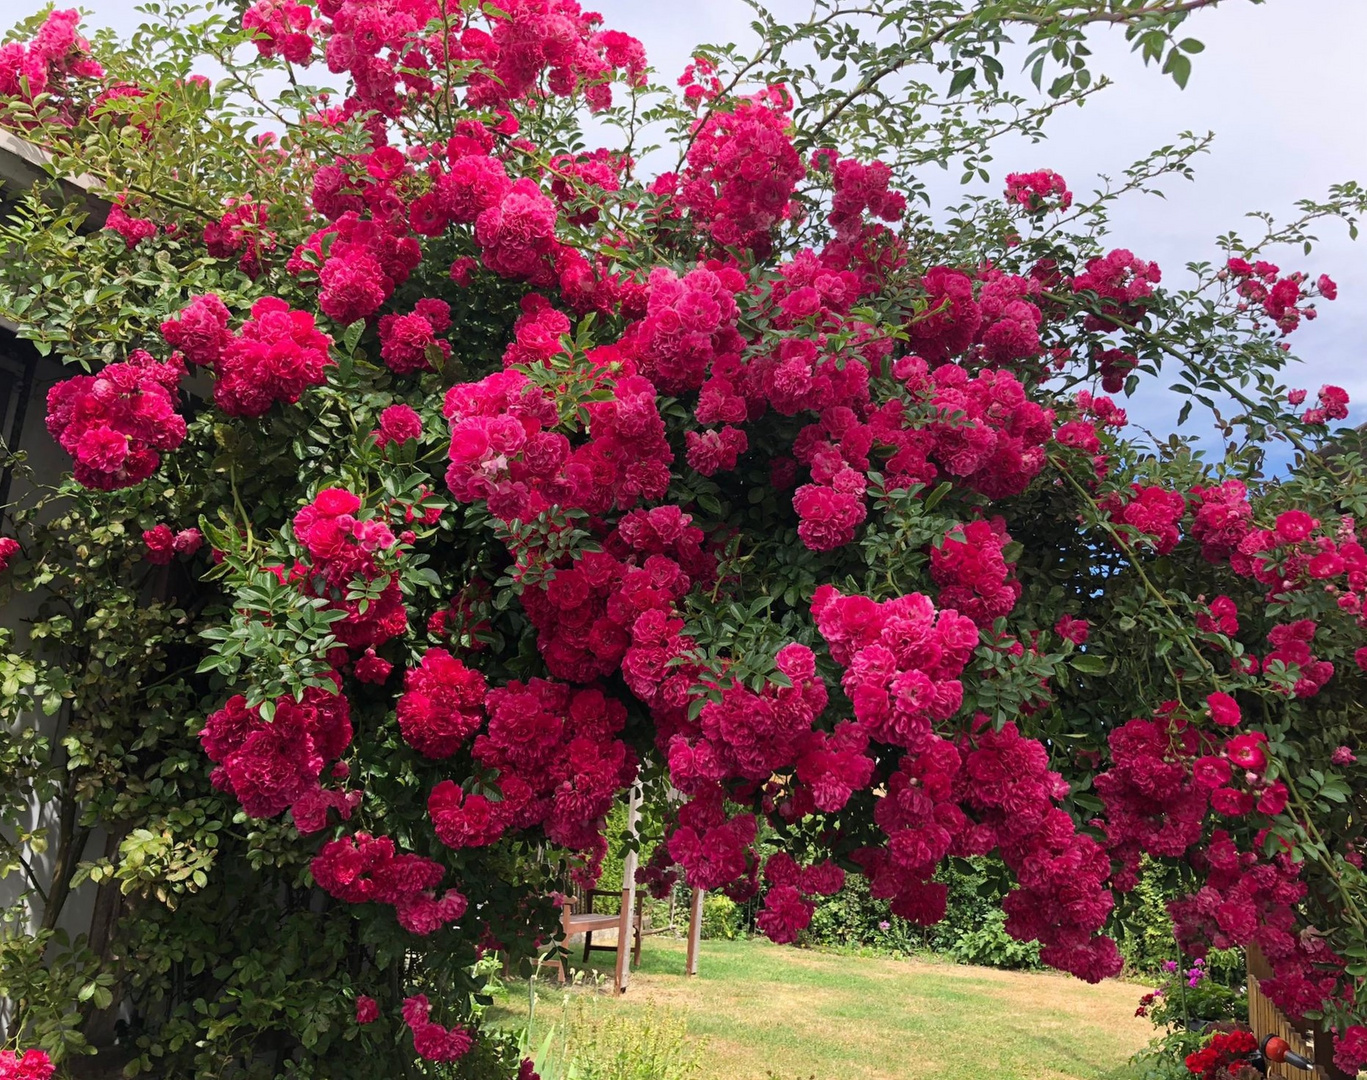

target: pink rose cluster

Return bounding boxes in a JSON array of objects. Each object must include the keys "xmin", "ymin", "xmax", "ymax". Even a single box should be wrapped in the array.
[
  {"xmin": 1094, "ymin": 707, "xmax": 1213, "ymax": 888},
  {"xmin": 379, "ymin": 300, "xmax": 451, "ymax": 375},
  {"xmin": 1071, "ymin": 247, "xmax": 1162, "ymax": 330},
  {"xmin": 291, "ymin": 487, "xmax": 408, "ymax": 652},
  {"xmin": 1225, "ymin": 258, "xmax": 1337, "ymax": 336},
  {"xmin": 835, "ymin": 711, "xmax": 1122, "ymax": 982},
  {"xmin": 414, "ymin": 678, "xmax": 636, "ymax": 883},
  {"xmin": 1335, "ymin": 1027, "xmax": 1367, "ymax": 1075},
  {"xmin": 374, "ymin": 403, "xmax": 423, "ymax": 447},
  {"xmin": 1087, "ymin": 694, "xmax": 1348, "ymax": 1018},
  {"xmin": 202, "ymin": 198, "xmax": 275, "ymax": 280},
  {"xmin": 930, "ymin": 518, "xmax": 1022, "ymax": 628},
  {"xmin": 785, "ymin": 358, "xmax": 1056, "ymax": 553},
  {"xmin": 959, "ymin": 719, "xmax": 1121, "ymax": 983},
  {"xmin": 472, "ymin": 681, "xmax": 637, "ymax": 862},
  {"xmin": 906, "ymin": 265, "xmax": 1049, "ymax": 368},
  {"xmin": 396, "ymin": 648, "xmax": 486, "ymax": 759},
  {"xmin": 1284, "ymin": 384, "xmax": 1350, "ymax": 427},
  {"xmin": 549, "ymin": 147, "xmax": 629, "ymax": 225},
  {"xmin": 522, "ymin": 505, "xmax": 713, "ymax": 686},
  {"xmin": 443, "ymin": 367, "xmax": 671, "ymax": 523},
  {"xmin": 404, "ymin": 672, "xmax": 634, "ymax": 874},
  {"xmin": 0, "ymin": 8, "xmax": 103, "ymax": 110},
  {"xmin": 309, "ymin": 0, "xmax": 642, "ymax": 118},
  {"xmin": 45, "ymin": 350, "xmax": 186, "ymax": 491},
  {"xmin": 0, "ymin": 1048, "xmax": 54, "ymax": 1080},
  {"xmin": 289, "ymin": 210, "xmax": 421, "ymax": 325},
  {"xmin": 105, "ymin": 200, "xmax": 159, "ymax": 249},
  {"xmin": 199, "ymin": 675, "xmax": 357, "ymax": 830},
  {"xmin": 160, "ymin": 293, "xmax": 333, "ymax": 417},
  {"xmin": 812, "ymin": 586, "xmax": 977, "ymax": 756},
  {"xmin": 619, "ymin": 264, "xmax": 745, "ymax": 394},
  {"xmin": 401, "ymin": 995, "xmax": 473, "ymax": 1063},
  {"xmin": 657, "ymin": 649, "xmax": 842, "ymax": 908},
  {"xmin": 672, "ymin": 86, "xmax": 806, "ymax": 259},
  {"xmin": 825, "ymin": 154, "xmax": 908, "ymax": 240},
  {"xmin": 756, "ymin": 853, "xmax": 846, "ymax": 944},
  {"xmin": 0, "ymin": 537, "xmax": 20, "ymax": 574},
  {"xmin": 312, "ymin": 833, "xmax": 467, "ymax": 935},
  {"xmin": 1172, "ymin": 826, "xmax": 1346, "ymax": 1037},
  {"xmin": 142, "ymin": 524, "xmax": 203, "ymax": 564},
  {"xmin": 903, "ymin": 354, "xmax": 1056, "ymax": 490},
  {"xmin": 1101, "ymin": 484, "xmax": 1188, "ymax": 555},
  {"xmin": 667, "ymin": 643, "xmax": 830, "ymax": 795},
  {"xmin": 1004, "ymin": 169, "xmax": 1072, "ymax": 213},
  {"xmin": 243, "ymin": 0, "xmax": 317, "ymax": 63}
]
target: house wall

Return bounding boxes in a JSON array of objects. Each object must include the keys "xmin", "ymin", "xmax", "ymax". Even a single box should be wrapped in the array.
[{"xmin": 0, "ymin": 136, "xmax": 112, "ymax": 959}]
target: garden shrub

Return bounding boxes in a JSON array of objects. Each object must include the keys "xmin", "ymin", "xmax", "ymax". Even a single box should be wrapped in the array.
[
  {"xmin": 1136, "ymin": 958, "xmax": 1248, "ymax": 1030},
  {"xmin": 1129, "ymin": 943, "xmax": 1250, "ymax": 1080},
  {"xmin": 802, "ymin": 854, "xmax": 1029, "ymax": 965},
  {"xmin": 946, "ymin": 908, "xmax": 1043, "ymax": 971},
  {"xmin": 699, "ymin": 894, "xmax": 741, "ymax": 942},
  {"xmin": 1108, "ymin": 858, "xmax": 1192, "ymax": 977},
  {"xmin": 0, "ymin": 0, "xmax": 1364, "ymax": 1076}
]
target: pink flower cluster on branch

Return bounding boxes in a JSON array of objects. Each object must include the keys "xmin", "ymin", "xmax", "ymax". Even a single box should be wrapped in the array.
[
  {"xmin": 160, "ymin": 293, "xmax": 334, "ymax": 417},
  {"xmin": 312, "ymin": 832, "xmax": 467, "ymax": 934},
  {"xmin": 0, "ymin": 8, "xmax": 103, "ymax": 113},
  {"xmin": 45, "ymin": 350, "xmax": 186, "ymax": 491},
  {"xmin": 200, "ymin": 676, "xmax": 356, "ymax": 830}
]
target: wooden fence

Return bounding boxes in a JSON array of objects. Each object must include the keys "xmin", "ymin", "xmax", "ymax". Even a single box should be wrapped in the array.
[{"xmin": 1247, "ymin": 946, "xmax": 1354, "ymax": 1080}]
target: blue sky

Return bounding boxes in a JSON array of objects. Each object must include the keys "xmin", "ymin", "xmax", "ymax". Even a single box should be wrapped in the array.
[{"xmin": 79, "ymin": 0, "xmax": 1367, "ymax": 440}]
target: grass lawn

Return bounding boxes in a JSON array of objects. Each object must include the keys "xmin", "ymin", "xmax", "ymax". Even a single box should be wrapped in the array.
[{"xmin": 487, "ymin": 936, "xmax": 1156, "ymax": 1080}]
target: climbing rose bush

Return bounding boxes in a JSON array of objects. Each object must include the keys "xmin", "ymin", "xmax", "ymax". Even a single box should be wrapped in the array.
[{"xmin": 0, "ymin": 1, "xmax": 1365, "ymax": 1076}]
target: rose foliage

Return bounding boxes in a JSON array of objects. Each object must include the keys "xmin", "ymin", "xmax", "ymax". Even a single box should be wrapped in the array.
[{"xmin": 0, "ymin": 0, "xmax": 1366, "ymax": 1076}]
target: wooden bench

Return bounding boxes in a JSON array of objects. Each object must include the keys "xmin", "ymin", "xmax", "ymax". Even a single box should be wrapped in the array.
[
  {"xmin": 574, "ymin": 888, "xmax": 643, "ymax": 968},
  {"xmin": 521, "ymin": 891, "xmax": 642, "ymax": 991}
]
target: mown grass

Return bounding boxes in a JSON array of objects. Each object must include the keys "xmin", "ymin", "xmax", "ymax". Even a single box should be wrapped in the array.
[{"xmin": 487, "ymin": 936, "xmax": 1156, "ymax": 1080}]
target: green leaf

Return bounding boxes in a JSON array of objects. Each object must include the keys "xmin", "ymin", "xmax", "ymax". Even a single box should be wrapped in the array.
[
  {"xmin": 342, "ymin": 319, "xmax": 365, "ymax": 354},
  {"xmin": 1070, "ymin": 655, "xmax": 1110, "ymax": 675},
  {"xmin": 1164, "ymin": 51, "xmax": 1192, "ymax": 90},
  {"xmin": 948, "ymin": 67, "xmax": 975, "ymax": 97}
]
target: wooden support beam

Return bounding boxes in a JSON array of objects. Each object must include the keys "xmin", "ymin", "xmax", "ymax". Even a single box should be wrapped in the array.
[
  {"xmin": 613, "ymin": 783, "xmax": 641, "ymax": 994},
  {"xmin": 685, "ymin": 887, "xmax": 703, "ymax": 977}
]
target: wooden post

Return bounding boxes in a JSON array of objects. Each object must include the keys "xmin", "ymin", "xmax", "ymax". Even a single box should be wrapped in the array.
[
  {"xmin": 1247, "ymin": 945, "xmax": 1352, "ymax": 1080},
  {"xmin": 684, "ymin": 887, "xmax": 704, "ymax": 977},
  {"xmin": 613, "ymin": 783, "xmax": 641, "ymax": 994}
]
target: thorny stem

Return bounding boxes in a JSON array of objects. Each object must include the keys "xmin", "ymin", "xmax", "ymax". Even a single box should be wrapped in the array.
[
  {"xmin": 803, "ymin": 0, "xmax": 1224, "ymax": 147},
  {"xmin": 678, "ymin": 4, "xmax": 887, "ymax": 168},
  {"xmin": 802, "ymin": 16, "xmax": 974, "ymax": 148},
  {"xmin": 437, "ymin": 0, "xmax": 457, "ymax": 131},
  {"xmin": 0, "ymin": 828, "xmax": 48, "ymax": 904},
  {"xmin": 1042, "ymin": 289, "xmax": 1318, "ymax": 457},
  {"xmin": 229, "ymin": 460, "xmax": 256, "ymax": 555},
  {"xmin": 1284, "ymin": 779, "xmax": 1367, "ymax": 930},
  {"xmin": 1050, "ymin": 453, "xmax": 1222, "ymax": 686}
]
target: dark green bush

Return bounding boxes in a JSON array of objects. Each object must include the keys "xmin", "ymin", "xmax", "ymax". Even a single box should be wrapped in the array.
[{"xmin": 947, "ymin": 909, "xmax": 1043, "ymax": 970}]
